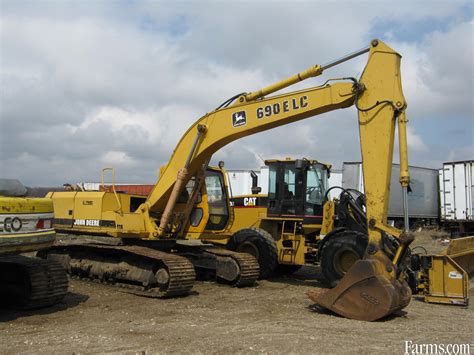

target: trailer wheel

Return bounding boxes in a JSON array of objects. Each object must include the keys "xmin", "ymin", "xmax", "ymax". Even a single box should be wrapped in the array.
[
  {"xmin": 228, "ymin": 228, "xmax": 278, "ymax": 279},
  {"xmin": 319, "ymin": 230, "xmax": 368, "ymax": 287}
]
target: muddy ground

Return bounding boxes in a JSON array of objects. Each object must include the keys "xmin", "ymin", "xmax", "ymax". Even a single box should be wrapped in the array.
[{"xmin": 0, "ymin": 231, "xmax": 472, "ymax": 354}]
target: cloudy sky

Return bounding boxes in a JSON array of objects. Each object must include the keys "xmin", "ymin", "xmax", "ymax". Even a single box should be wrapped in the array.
[{"xmin": 1, "ymin": 0, "xmax": 472, "ymax": 186}]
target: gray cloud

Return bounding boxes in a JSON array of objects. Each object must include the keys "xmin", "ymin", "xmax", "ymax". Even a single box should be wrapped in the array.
[{"xmin": 0, "ymin": 1, "xmax": 472, "ymax": 186}]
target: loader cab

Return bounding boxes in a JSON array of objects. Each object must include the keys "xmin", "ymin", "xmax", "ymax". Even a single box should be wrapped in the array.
[{"xmin": 266, "ymin": 158, "xmax": 330, "ymax": 224}]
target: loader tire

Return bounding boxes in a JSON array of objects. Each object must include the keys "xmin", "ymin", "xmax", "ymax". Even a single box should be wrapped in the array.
[
  {"xmin": 228, "ymin": 228, "xmax": 278, "ymax": 279},
  {"xmin": 319, "ymin": 230, "xmax": 368, "ymax": 287}
]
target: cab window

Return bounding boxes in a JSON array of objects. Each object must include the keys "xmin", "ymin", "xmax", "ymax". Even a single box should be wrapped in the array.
[
  {"xmin": 305, "ymin": 165, "xmax": 328, "ymax": 206},
  {"xmin": 177, "ymin": 177, "xmax": 202, "ymax": 204},
  {"xmin": 283, "ymin": 167, "xmax": 303, "ymax": 200},
  {"xmin": 205, "ymin": 171, "xmax": 229, "ymax": 230},
  {"xmin": 268, "ymin": 165, "xmax": 277, "ymax": 199}
]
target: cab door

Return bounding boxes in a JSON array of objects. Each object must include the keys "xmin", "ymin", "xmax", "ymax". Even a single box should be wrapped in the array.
[
  {"xmin": 267, "ymin": 162, "xmax": 305, "ymax": 217},
  {"xmin": 203, "ymin": 169, "xmax": 229, "ymax": 231},
  {"xmin": 180, "ymin": 168, "xmax": 230, "ymax": 237},
  {"xmin": 302, "ymin": 163, "xmax": 328, "ymax": 224}
]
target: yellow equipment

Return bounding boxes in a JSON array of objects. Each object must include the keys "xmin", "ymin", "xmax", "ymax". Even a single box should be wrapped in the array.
[
  {"xmin": 409, "ymin": 236, "xmax": 474, "ymax": 305},
  {"xmin": 48, "ymin": 39, "xmax": 413, "ymax": 321},
  {"xmin": 221, "ymin": 159, "xmax": 474, "ymax": 306},
  {"xmin": 218, "ymin": 157, "xmax": 374, "ymax": 282},
  {"xmin": 0, "ymin": 179, "xmax": 68, "ymax": 308}
]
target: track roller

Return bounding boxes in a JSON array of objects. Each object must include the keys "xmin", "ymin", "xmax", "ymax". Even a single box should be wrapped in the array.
[{"xmin": 42, "ymin": 244, "xmax": 195, "ymax": 298}]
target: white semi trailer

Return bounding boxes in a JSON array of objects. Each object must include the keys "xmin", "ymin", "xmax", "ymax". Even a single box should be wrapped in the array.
[
  {"xmin": 341, "ymin": 162, "xmax": 439, "ymax": 228},
  {"xmin": 439, "ymin": 160, "xmax": 474, "ymax": 235}
]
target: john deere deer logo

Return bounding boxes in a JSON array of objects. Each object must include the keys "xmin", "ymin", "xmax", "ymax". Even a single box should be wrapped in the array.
[{"xmin": 232, "ymin": 111, "xmax": 247, "ymax": 127}]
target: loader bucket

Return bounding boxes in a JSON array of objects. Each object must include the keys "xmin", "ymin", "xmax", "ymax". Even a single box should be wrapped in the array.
[{"xmin": 307, "ymin": 259, "xmax": 412, "ymax": 321}]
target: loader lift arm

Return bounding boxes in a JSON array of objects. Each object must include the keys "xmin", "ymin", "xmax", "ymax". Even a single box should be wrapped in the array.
[{"xmin": 140, "ymin": 39, "xmax": 413, "ymax": 321}]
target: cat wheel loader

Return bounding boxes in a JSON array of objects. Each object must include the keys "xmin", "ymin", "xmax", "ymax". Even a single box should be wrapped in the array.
[
  {"xmin": 217, "ymin": 158, "xmax": 474, "ymax": 306},
  {"xmin": 219, "ymin": 157, "xmax": 370, "ymax": 284},
  {"xmin": 0, "ymin": 179, "xmax": 68, "ymax": 309},
  {"xmin": 46, "ymin": 39, "xmax": 414, "ymax": 321}
]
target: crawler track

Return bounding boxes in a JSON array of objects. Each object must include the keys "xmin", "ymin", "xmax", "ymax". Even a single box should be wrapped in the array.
[
  {"xmin": 191, "ymin": 247, "xmax": 260, "ymax": 287},
  {"xmin": 0, "ymin": 255, "xmax": 68, "ymax": 309},
  {"xmin": 44, "ymin": 244, "xmax": 195, "ymax": 298},
  {"xmin": 206, "ymin": 248, "xmax": 260, "ymax": 287}
]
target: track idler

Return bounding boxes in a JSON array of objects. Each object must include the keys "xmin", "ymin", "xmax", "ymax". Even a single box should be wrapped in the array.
[
  {"xmin": 307, "ymin": 257, "xmax": 412, "ymax": 321},
  {"xmin": 177, "ymin": 246, "xmax": 260, "ymax": 287}
]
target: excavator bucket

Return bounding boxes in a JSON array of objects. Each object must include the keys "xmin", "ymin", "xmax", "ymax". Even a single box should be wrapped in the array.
[{"xmin": 307, "ymin": 259, "xmax": 412, "ymax": 321}]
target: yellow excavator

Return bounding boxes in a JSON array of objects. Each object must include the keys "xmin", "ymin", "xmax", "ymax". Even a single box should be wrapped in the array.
[
  {"xmin": 0, "ymin": 179, "xmax": 68, "ymax": 308},
  {"xmin": 46, "ymin": 39, "xmax": 413, "ymax": 321}
]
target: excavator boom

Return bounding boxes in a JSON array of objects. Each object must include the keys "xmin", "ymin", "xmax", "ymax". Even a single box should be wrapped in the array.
[
  {"xmin": 146, "ymin": 81, "xmax": 355, "ymax": 213},
  {"xmin": 145, "ymin": 45, "xmax": 378, "ymax": 218}
]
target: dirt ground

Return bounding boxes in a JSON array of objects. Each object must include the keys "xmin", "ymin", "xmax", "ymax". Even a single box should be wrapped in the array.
[{"xmin": 0, "ymin": 231, "xmax": 472, "ymax": 354}]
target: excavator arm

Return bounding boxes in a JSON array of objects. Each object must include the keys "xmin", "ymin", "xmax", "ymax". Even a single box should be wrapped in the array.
[{"xmin": 307, "ymin": 40, "xmax": 414, "ymax": 321}]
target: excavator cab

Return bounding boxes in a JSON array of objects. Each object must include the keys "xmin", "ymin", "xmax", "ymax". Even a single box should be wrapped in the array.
[
  {"xmin": 203, "ymin": 169, "xmax": 230, "ymax": 231},
  {"xmin": 176, "ymin": 166, "xmax": 231, "ymax": 233},
  {"xmin": 266, "ymin": 158, "xmax": 330, "ymax": 224}
]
